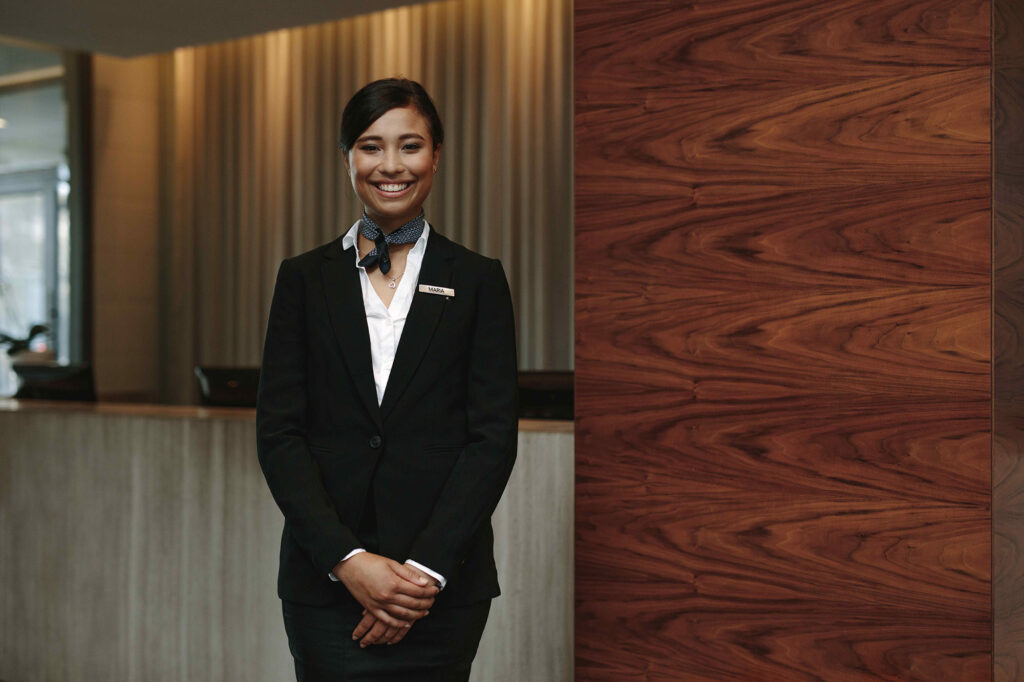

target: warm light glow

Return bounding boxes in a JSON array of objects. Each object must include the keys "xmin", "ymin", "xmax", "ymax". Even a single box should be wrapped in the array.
[{"xmin": 0, "ymin": 118, "xmax": 7, "ymax": 129}]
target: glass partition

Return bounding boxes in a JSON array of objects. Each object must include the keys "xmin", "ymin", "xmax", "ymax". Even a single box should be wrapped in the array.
[{"xmin": 0, "ymin": 41, "xmax": 72, "ymax": 397}]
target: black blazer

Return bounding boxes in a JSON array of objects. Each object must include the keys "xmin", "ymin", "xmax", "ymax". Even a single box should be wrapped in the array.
[{"xmin": 257, "ymin": 226, "xmax": 518, "ymax": 608}]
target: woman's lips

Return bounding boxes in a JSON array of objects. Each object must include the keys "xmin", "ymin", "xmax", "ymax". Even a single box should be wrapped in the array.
[{"xmin": 373, "ymin": 182, "xmax": 412, "ymax": 197}]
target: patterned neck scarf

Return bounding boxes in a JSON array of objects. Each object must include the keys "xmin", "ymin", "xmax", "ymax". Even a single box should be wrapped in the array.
[{"xmin": 357, "ymin": 210, "xmax": 426, "ymax": 275}]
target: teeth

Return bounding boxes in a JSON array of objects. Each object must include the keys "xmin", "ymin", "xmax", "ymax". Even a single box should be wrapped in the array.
[{"xmin": 378, "ymin": 183, "xmax": 409, "ymax": 192}]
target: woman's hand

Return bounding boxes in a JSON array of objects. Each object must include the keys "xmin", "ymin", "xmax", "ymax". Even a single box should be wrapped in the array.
[
  {"xmin": 332, "ymin": 552, "xmax": 438, "ymax": 631},
  {"xmin": 350, "ymin": 562, "xmax": 439, "ymax": 647},
  {"xmin": 351, "ymin": 609, "xmax": 411, "ymax": 647}
]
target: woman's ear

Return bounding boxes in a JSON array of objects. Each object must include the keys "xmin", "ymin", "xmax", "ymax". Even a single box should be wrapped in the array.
[{"xmin": 432, "ymin": 144, "xmax": 441, "ymax": 173}]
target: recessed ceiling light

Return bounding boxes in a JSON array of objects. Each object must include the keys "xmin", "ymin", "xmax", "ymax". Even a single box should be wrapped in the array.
[{"xmin": 0, "ymin": 118, "xmax": 8, "ymax": 129}]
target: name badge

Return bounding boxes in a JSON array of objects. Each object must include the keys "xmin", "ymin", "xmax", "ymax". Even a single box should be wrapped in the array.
[{"xmin": 419, "ymin": 284, "xmax": 455, "ymax": 297}]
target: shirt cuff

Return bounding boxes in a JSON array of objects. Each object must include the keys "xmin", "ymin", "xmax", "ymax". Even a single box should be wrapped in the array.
[
  {"xmin": 327, "ymin": 548, "xmax": 366, "ymax": 582},
  {"xmin": 405, "ymin": 559, "xmax": 447, "ymax": 589}
]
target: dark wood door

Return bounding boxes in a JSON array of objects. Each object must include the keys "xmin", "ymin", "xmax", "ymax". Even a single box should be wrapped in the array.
[{"xmin": 575, "ymin": 0, "xmax": 992, "ymax": 679}]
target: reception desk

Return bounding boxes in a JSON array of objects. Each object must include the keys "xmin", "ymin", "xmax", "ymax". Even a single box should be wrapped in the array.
[{"xmin": 0, "ymin": 400, "xmax": 573, "ymax": 681}]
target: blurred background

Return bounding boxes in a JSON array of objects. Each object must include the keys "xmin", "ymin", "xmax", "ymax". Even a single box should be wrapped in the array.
[{"xmin": 0, "ymin": 0, "xmax": 573, "ymax": 406}]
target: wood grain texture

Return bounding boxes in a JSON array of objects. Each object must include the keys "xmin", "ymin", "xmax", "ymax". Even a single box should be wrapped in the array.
[
  {"xmin": 575, "ymin": 0, "xmax": 991, "ymax": 679},
  {"xmin": 0, "ymin": 409, "xmax": 573, "ymax": 681},
  {"xmin": 993, "ymin": 0, "xmax": 1024, "ymax": 677}
]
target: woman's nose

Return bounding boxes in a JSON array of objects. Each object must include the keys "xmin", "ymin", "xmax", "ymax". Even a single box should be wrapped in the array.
[{"xmin": 380, "ymin": 149, "xmax": 404, "ymax": 173}]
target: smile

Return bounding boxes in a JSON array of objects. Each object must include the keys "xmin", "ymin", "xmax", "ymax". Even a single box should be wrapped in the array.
[{"xmin": 374, "ymin": 182, "xmax": 411, "ymax": 194}]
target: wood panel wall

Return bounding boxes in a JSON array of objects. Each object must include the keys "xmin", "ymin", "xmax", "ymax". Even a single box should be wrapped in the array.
[
  {"xmin": 994, "ymin": 0, "xmax": 1024, "ymax": 677},
  {"xmin": 0, "ymin": 404, "xmax": 573, "ymax": 681},
  {"xmin": 574, "ymin": 1, "xmax": 992, "ymax": 679}
]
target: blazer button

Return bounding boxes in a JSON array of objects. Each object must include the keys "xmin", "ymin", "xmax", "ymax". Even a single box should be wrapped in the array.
[{"xmin": 369, "ymin": 435, "xmax": 382, "ymax": 449}]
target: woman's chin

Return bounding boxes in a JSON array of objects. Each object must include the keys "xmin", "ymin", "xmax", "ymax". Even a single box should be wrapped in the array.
[{"xmin": 365, "ymin": 204, "xmax": 422, "ymax": 226}]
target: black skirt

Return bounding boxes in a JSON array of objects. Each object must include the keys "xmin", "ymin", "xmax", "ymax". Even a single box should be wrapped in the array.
[{"xmin": 281, "ymin": 596, "xmax": 491, "ymax": 682}]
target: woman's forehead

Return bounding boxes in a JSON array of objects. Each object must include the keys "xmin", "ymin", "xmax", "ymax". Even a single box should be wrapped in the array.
[{"xmin": 359, "ymin": 106, "xmax": 431, "ymax": 139}]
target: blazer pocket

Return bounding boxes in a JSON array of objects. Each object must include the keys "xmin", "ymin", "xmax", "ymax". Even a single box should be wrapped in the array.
[
  {"xmin": 307, "ymin": 443, "xmax": 339, "ymax": 454},
  {"xmin": 422, "ymin": 442, "xmax": 468, "ymax": 453},
  {"xmin": 410, "ymin": 443, "xmax": 464, "ymax": 472}
]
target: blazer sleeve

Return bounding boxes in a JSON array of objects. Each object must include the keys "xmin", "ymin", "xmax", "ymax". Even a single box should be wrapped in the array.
[
  {"xmin": 256, "ymin": 257, "xmax": 362, "ymax": 576},
  {"xmin": 406, "ymin": 258, "xmax": 519, "ymax": 579}
]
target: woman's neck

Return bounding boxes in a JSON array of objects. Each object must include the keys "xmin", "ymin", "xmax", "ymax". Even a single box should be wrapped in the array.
[
  {"xmin": 357, "ymin": 233, "xmax": 415, "ymax": 257},
  {"xmin": 364, "ymin": 211, "xmax": 419, "ymax": 235}
]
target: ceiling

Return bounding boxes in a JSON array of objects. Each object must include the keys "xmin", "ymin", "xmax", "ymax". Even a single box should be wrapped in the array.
[{"xmin": 0, "ymin": 0, "xmax": 434, "ymax": 57}]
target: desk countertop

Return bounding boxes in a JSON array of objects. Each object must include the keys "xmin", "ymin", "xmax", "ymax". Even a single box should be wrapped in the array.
[{"xmin": 0, "ymin": 398, "xmax": 575, "ymax": 433}]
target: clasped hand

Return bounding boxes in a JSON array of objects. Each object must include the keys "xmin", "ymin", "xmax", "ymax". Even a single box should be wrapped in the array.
[{"xmin": 333, "ymin": 552, "xmax": 439, "ymax": 647}]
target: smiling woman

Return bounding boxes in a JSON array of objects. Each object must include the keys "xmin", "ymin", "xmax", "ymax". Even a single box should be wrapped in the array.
[
  {"xmin": 347, "ymin": 112, "xmax": 436, "ymax": 305},
  {"xmin": 344, "ymin": 80, "xmax": 444, "ymax": 311},
  {"xmin": 339, "ymin": 81, "xmax": 444, "ymax": 309},
  {"xmin": 346, "ymin": 108, "xmax": 438, "ymax": 230},
  {"xmin": 257, "ymin": 78, "xmax": 519, "ymax": 682},
  {"xmin": 340, "ymin": 80, "xmax": 443, "ymax": 236},
  {"xmin": 158, "ymin": 0, "xmax": 573, "ymax": 405}
]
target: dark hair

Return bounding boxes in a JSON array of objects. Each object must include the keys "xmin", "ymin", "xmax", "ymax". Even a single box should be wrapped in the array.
[{"xmin": 339, "ymin": 78, "xmax": 444, "ymax": 153}]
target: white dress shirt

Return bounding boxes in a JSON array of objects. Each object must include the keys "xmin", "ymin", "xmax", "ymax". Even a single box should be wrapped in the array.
[{"xmin": 327, "ymin": 219, "xmax": 446, "ymax": 588}]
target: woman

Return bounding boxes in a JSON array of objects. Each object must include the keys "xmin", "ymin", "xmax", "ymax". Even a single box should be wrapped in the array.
[{"xmin": 256, "ymin": 78, "xmax": 519, "ymax": 681}]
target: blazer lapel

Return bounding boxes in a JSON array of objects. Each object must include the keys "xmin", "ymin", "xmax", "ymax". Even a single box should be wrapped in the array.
[
  {"xmin": 379, "ymin": 228, "xmax": 456, "ymax": 420},
  {"xmin": 321, "ymin": 237, "xmax": 382, "ymax": 428}
]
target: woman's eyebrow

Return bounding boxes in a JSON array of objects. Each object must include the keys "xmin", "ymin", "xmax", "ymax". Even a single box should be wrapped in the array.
[{"xmin": 356, "ymin": 132, "xmax": 426, "ymax": 143}]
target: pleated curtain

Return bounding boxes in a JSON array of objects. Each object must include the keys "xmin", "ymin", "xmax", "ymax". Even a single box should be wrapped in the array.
[{"xmin": 162, "ymin": 0, "xmax": 572, "ymax": 404}]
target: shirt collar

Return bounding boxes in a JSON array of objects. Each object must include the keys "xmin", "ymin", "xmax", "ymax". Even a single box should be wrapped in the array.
[{"xmin": 342, "ymin": 218, "xmax": 431, "ymax": 268}]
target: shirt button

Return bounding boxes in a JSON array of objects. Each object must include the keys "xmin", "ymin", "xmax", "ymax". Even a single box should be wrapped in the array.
[{"xmin": 369, "ymin": 435, "xmax": 382, "ymax": 449}]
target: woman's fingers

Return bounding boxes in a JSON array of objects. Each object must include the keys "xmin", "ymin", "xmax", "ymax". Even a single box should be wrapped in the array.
[
  {"xmin": 350, "ymin": 600, "xmax": 432, "ymax": 647},
  {"xmin": 387, "ymin": 627, "xmax": 410, "ymax": 645},
  {"xmin": 382, "ymin": 603, "xmax": 430, "ymax": 621},
  {"xmin": 359, "ymin": 619, "xmax": 392, "ymax": 648},
  {"xmin": 394, "ymin": 561, "xmax": 433, "ymax": 587},
  {"xmin": 368, "ymin": 598, "xmax": 432, "ymax": 628},
  {"xmin": 354, "ymin": 614, "xmax": 417, "ymax": 647},
  {"xmin": 388, "ymin": 581, "xmax": 437, "ymax": 600},
  {"xmin": 352, "ymin": 611, "xmax": 376, "ymax": 640},
  {"xmin": 389, "ymin": 560, "xmax": 439, "ymax": 597},
  {"xmin": 381, "ymin": 625, "xmax": 403, "ymax": 644},
  {"xmin": 383, "ymin": 592, "xmax": 435, "ymax": 611},
  {"xmin": 369, "ymin": 607, "xmax": 411, "ymax": 629},
  {"xmin": 373, "ymin": 576, "xmax": 435, "ymax": 606}
]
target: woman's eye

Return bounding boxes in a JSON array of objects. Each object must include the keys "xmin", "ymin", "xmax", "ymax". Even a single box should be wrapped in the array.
[
  {"xmin": 403, "ymin": 143, "xmax": 422, "ymax": 151},
  {"xmin": 359, "ymin": 144, "xmax": 380, "ymax": 152}
]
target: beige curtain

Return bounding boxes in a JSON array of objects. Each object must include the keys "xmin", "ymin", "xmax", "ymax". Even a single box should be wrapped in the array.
[{"xmin": 162, "ymin": 0, "xmax": 572, "ymax": 404}]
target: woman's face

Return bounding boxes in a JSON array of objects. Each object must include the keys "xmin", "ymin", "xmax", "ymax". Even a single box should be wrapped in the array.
[{"xmin": 345, "ymin": 106, "xmax": 440, "ymax": 232}]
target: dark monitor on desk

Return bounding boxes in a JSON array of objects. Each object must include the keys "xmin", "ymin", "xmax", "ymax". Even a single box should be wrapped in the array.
[
  {"xmin": 12, "ymin": 362, "xmax": 97, "ymax": 401},
  {"xmin": 194, "ymin": 366, "xmax": 260, "ymax": 407}
]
